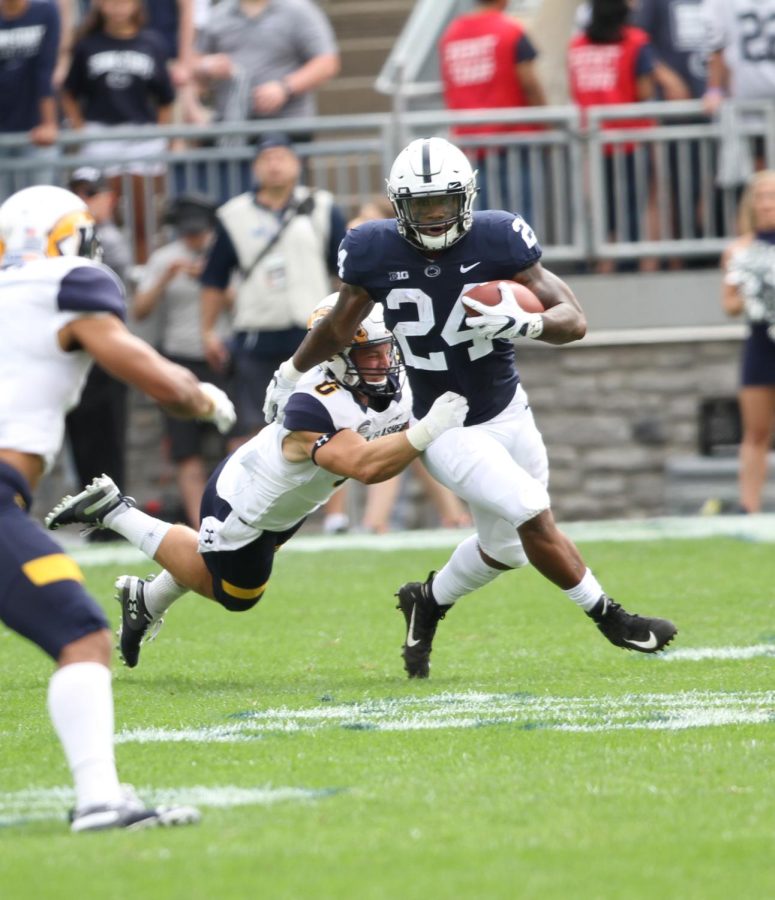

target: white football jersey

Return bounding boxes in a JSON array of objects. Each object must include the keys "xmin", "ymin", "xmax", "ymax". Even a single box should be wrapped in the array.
[
  {"xmin": 702, "ymin": 0, "xmax": 775, "ymax": 100},
  {"xmin": 0, "ymin": 256, "xmax": 125, "ymax": 469},
  {"xmin": 199, "ymin": 368, "xmax": 412, "ymax": 550}
]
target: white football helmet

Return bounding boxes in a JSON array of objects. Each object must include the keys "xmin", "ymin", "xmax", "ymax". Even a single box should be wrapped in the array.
[
  {"xmin": 386, "ymin": 137, "xmax": 477, "ymax": 252},
  {"xmin": 308, "ymin": 294, "xmax": 403, "ymax": 399},
  {"xmin": 0, "ymin": 185, "xmax": 101, "ymax": 267}
]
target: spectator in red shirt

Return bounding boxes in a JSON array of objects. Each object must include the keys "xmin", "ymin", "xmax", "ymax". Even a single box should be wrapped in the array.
[
  {"xmin": 439, "ymin": 0, "xmax": 546, "ymax": 221},
  {"xmin": 568, "ymin": 0, "xmax": 657, "ymax": 271}
]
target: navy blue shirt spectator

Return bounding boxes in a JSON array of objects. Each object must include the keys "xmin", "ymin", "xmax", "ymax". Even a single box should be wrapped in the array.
[
  {"xmin": 64, "ymin": 28, "xmax": 174, "ymax": 125},
  {"xmin": 633, "ymin": 0, "xmax": 707, "ymax": 100},
  {"xmin": 0, "ymin": 0, "xmax": 60, "ymax": 133}
]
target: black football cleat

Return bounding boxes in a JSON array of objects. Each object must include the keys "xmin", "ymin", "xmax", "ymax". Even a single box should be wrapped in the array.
[
  {"xmin": 45, "ymin": 474, "xmax": 133, "ymax": 534},
  {"xmin": 395, "ymin": 571, "xmax": 449, "ymax": 679},
  {"xmin": 115, "ymin": 575, "xmax": 163, "ymax": 668},
  {"xmin": 70, "ymin": 785, "xmax": 200, "ymax": 832},
  {"xmin": 587, "ymin": 595, "xmax": 677, "ymax": 653}
]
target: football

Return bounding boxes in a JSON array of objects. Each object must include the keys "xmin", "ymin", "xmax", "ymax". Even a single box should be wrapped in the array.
[{"xmin": 463, "ymin": 280, "xmax": 544, "ymax": 317}]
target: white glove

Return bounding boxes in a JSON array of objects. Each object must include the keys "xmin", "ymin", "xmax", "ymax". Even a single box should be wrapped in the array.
[
  {"xmin": 263, "ymin": 358, "xmax": 302, "ymax": 424},
  {"xmin": 406, "ymin": 391, "xmax": 469, "ymax": 451},
  {"xmin": 464, "ymin": 282, "xmax": 544, "ymax": 341},
  {"xmin": 199, "ymin": 382, "xmax": 236, "ymax": 434}
]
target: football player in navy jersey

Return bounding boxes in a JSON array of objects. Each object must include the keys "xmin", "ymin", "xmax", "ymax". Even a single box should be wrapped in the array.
[
  {"xmin": 0, "ymin": 184, "xmax": 236, "ymax": 830},
  {"xmin": 263, "ymin": 137, "xmax": 678, "ymax": 678},
  {"xmin": 46, "ymin": 297, "xmax": 468, "ymax": 670}
]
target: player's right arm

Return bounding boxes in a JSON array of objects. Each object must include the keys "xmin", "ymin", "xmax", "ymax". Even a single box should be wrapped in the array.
[
  {"xmin": 294, "ymin": 283, "xmax": 373, "ymax": 371},
  {"xmin": 263, "ymin": 283, "xmax": 373, "ymax": 423},
  {"xmin": 61, "ymin": 314, "xmax": 235, "ymax": 431}
]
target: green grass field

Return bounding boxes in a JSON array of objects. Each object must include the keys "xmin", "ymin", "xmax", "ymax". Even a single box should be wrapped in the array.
[{"xmin": 1, "ymin": 535, "xmax": 773, "ymax": 899}]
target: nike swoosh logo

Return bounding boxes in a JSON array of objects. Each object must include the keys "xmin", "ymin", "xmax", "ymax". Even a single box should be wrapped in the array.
[
  {"xmin": 406, "ymin": 606, "xmax": 421, "ymax": 647},
  {"xmin": 624, "ymin": 632, "xmax": 659, "ymax": 650},
  {"xmin": 460, "ymin": 262, "xmax": 481, "ymax": 273}
]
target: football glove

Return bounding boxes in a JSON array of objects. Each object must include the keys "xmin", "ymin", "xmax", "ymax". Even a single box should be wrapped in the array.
[
  {"xmin": 464, "ymin": 281, "xmax": 544, "ymax": 341},
  {"xmin": 262, "ymin": 358, "xmax": 302, "ymax": 424},
  {"xmin": 199, "ymin": 383, "xmax": 236, "ymax": 434},
  {"xmin": 406, "ymin": 391, "xmax": 469, "ymax": 451}
]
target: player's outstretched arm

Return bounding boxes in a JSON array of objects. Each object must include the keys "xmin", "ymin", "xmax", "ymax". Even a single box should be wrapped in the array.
[
  {"xmin": 284, "ymin": 392, "xmax": 469, "ymax": 484},
  {"xmin": 514, "ymin": 262, "xmax": 587, "ymax": 345},
  {"xmin": 263, "ymin": 283, "xmax": 374, "ymax": 423},
  {"xmin": 63, "ymin": 315, "xmax": 235, "ymax": 432}
]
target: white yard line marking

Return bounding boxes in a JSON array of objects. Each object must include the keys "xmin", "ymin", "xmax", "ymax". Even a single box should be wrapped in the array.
[
  {"xmin": 62, "ymin": 514, "xmax": 775, "ymax": 565},
  {"xmin": 0, "ymin": 785, "xmax": 337, "ymax": 827},
  {"xmin": 113, "ymin": 690, "xmax": 775, "ymax": 742},
  {"xmin": 660, "ymin": 644, "xmax": 775, "ymax": 661}
]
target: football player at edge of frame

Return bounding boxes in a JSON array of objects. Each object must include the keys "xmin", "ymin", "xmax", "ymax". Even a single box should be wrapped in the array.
[
  {"xmin": 0, "ymin": 185, "xmax": 236, "ymax": 831},
  {"xmin": 46, "ymin": 299, "xmax": 468, "ymax": 669},
  {"xmin": 262, "ymin": 136, "xmax": 678, "ymax": 678}
]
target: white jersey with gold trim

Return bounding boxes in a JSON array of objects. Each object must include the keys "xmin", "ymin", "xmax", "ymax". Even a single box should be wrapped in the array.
[
  {"xmin": 198, "ymin": 367, "xmax": 411, "ymax": 551},
  {"xmin": 0, "ymin": 256, "xmax": 125, "ymax": 469}
]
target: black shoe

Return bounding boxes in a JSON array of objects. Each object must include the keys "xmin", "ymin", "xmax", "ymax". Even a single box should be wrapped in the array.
[
  {"xmin": 587, "ymin": 595, "xmax": 677, "ymax": 653},
  {"xmin": 45, "ymin": 474, "xmax": 133, "ymax": 534},
  {"xmin": 70, "ymin": 785, "xmax": 200, "ymax": 832},
  {"xmin": 115, "ymin": 575, "xmax": 163, "ymax": 668},
  {"xmin": 395, "ymin": 571, "xmax": 449, "ymax": 679}
]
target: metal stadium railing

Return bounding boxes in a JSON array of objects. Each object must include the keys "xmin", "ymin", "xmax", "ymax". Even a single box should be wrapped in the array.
[{"xmin": 0, "ymin": 100, "xmax": 770, "ymax": 266}]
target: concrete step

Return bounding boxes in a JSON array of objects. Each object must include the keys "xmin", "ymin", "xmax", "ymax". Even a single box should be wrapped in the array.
[
  {"xmin": 318, "ymin": 77, "xmax": 392, "ymax": 115},
  {"xmin": 338, "ymin": 37, "xmax": 395, "ymax": 79},
  {"xmin": 323, "ymin": 0, "xmax": 414, "ymax": 42}
]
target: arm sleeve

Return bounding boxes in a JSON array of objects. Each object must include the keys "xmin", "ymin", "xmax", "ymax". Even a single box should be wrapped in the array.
[
  {"xmin": 148, "ymin": 33, "xmax": 176, "ymax": 105},
  {"xmin": 200, "ymin": 220, "xmax": 239, "ymax": 289},
  {"xmin": 37, "ymin": 6, "xmax": 61, "ymax": 99},
  {"xmin": 514, "ymin": 33, "xmax": 537, "ymax": 64},
  {"xmin": 702, "ymin": 0, "xmax": 728, "ymax": 53},
  {"xmin": 137, "ymin": 248, "xmax": 167, "ymax": 293},
  {"xmin": 283, "ymin": 391, "xmax": 336, "ymax": 434},
  {"xmin": 63, "ymin": 42, "xmax": 86, "ymax": 98},
  {"xmin": 57, "ymin": 264, "xmax": 127, "ymax": 320},
  {"xmin": 292, "ymin": 1, "xmax": 339, "ymax": 61},
  {"xmin": 635, "ymin": 42, "xmax": 656, "ymax": 78}
]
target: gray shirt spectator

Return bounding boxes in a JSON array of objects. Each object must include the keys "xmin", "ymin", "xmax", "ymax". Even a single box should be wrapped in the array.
[
  {"xmin": 194, "ymin": 0, "xmax": 340, "ymax": 124},
  {"xmin": 138, "ymin": 237, "xmax": 229, "ymax": 360}
]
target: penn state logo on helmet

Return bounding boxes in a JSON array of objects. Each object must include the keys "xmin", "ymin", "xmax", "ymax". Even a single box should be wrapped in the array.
[
  {"xmin": 386, "ymin": 137, "xmax": 477, "ymax": 252},
  {"xmin": 307, "ymin": 294, "xmax": 403, "ymax": 399},
  {"xmin": 0, "ymin": 185, "xmax": 102, "ymax": 267}
]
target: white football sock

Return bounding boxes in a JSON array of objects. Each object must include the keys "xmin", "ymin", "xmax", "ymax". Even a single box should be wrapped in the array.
[
  {"xmin": 103, "ymin": 505, "xmax": 172, "ymax": 559},
  {"xmin": 432, "ymin": 535, "xmax": 503, "ymax": 606},
  {"xmin": 144, "ymin": 569, "xmax": 187, "ymax": 619},
  {"xmin": 563, "ymin": 568, "xmax": 604, "ymax": 611},
  {"xmin": 47, "ymin": 662, "xmax": 122, "ymax": 811}
]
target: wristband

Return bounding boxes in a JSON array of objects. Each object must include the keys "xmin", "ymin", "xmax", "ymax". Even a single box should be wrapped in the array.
[
  {"xmin": 281, "ymin": 78, "xmax": 295, "ymax": 99},
  {"xmin": 279, "ymin": 358, "xmax": 302, "ymax": 382},
  {"xmin": 704, "ymin": 87, "xmax": 724, "ymax": 98},
  {"xmin": 405, "ymin": 421, "xmax": 432, "ymax": 451},
  {"xmin": 522, "ymin": 314, "xmax": 544, "ymax": 340}
]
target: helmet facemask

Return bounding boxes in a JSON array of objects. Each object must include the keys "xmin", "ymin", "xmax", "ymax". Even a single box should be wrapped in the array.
[
  {"xmin": 338, "ymin": 336, "xmax": 403, "ymax": 402},
  {"xmin": 389, "ymin": 185, "xmax": 474, "ymax": 252}
]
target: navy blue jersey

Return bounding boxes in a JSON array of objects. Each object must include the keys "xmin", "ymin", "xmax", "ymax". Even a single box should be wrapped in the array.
[{"xmin": 338, "ymin": 210, "xmax": 542, "ymax": 423}]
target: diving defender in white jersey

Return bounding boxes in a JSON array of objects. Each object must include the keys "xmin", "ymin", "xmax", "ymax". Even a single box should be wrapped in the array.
[
  {"xmin": 0, "ymin": 185, "xmax": 236, "ymax": 830},
  {"xmin": 47, "ymin": 298, "xmax": 467, "ymax": 669},
  {"xmin": 263, "ymin": 137, "xmax": 678, "ymax": 678}
]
